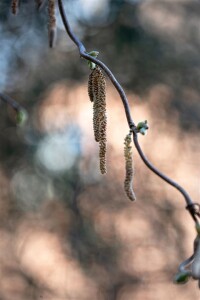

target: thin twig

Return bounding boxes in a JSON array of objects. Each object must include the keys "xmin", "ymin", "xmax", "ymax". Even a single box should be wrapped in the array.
[
  {"xmin": 57, "ymin": 0, "xmax": 198, "ymax": 222},
  {"xmin": 0, "ymin": 93, "xmax": 24, "ymax": 111}
]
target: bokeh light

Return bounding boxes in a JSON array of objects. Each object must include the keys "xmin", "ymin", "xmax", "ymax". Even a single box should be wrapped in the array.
[{"xmin": 0, "ymin": 0, "xmax": 200, "ymax": 299}]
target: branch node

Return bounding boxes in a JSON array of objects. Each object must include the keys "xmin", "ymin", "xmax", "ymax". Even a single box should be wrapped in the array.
[{"xmin": 186, "ymin": 203, "xmax": 200, "ymax": 219}]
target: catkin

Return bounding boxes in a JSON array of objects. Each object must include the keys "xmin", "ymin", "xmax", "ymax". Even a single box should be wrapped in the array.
[
  {"xmin": 99, "ymin": 117, "xmax": 107, "ymax": 174},
  {"xmin": 88, "ymin": 71, "xmax": 95, "ymax": 103},
  {"xmin": 11, "ymin": 0, "xmax": 19, "ymax": 15},
  {"xmin": 124, "ymin": 132, "xmax": 136, "ymax": 201},
  {"xmin": 89, "ymin": 67, "xmax": 101, "ymax": 141},
  {"xmin": 88, "ymin": 66, "xmax": 107, "ymax": 174},
  {"xmin": 48, "ymin": 0, "xmax": 57, "ymax": 48}
]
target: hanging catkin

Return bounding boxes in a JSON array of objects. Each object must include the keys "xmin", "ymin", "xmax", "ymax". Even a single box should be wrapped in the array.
[
  {"xmin": 99, "ymin": 119, "xmax": 107, "ymax": 174},
  {"xmin": 11, "ymin": 0, "xmax": 19, "ymax": 15},
  {"xmin": 88, "ymin": 71, "xmax": 95, "ymax": 103},
  {"xmin": 48, "ymin": 0, "xmax": 57, "ymax": 48},
  {"xmin": 88, "ymin": 66, "xmax": 107, "ymax": 174},
  {"xmin": 124, "ymin": 132, "xmax": 136, "ymax": 201}
]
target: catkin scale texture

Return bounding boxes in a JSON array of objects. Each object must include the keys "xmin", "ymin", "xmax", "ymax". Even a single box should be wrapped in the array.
[
  {"xmin": 124, "ymin": 133, "xmax": 136, "ymax": 201},
  {"xmin": 88, "ymin": 71, "xmax": 95, "ymax": 103},
  {"xmin": 88, "ymin": 67, "xmax": 107, "ymax": 174}
]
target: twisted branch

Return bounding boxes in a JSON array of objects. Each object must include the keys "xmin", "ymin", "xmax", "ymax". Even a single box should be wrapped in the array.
[{"xmin": 57, "ymin": 0, "xmax": 199, "ymax": 223}]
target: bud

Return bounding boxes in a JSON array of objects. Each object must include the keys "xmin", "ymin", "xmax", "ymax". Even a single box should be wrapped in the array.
[
  {"xmin": 88, "ymin": 51, "xmax": 99, "ymax": 58},
  {"xmin": 137, "ymin": 120, "xmax": 149, "ymax": 135},
  {"xmin": 87, "ymin": 61, "xmax": 96, "ymax": 70},
  {"xmin": 174, "ymin": 271, "xmax": 190, "ymax": 284}
]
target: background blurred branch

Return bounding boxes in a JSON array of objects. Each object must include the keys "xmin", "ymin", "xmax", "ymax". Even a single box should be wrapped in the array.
[{"xmin": 0, "ymin": 93, "xmax": 24, "ymax": 111}]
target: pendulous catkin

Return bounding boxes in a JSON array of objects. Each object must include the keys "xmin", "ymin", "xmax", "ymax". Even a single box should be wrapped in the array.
[
  {"xmin": 11, "ymin": 0, "xmax": 19, "ymax": 15},
  {"xmin": 124, "ymin": 132, "xmax": 136, "ymax": 201},
  {"xmin": 99, "ymin": 118, "xmax": 107, "ymax": 174},
  {"xmin": 88, "ymin": 66, "xmax": 107, "ymax": 174},
  {"xmin": 48, "ymin": 0, "xmax": 57, "ymax": 48},
  {"xmin": 88, "ymin": 71, "xmax": 95, "ymax": 103}
]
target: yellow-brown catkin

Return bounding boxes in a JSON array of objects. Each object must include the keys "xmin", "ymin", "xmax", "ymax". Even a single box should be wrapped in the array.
[
  {"xmin": 99, "ymin": 119, "xmax": 107, "ymax": 174},
  {"xmin": 88, "ymin": 66, "xmax": 107, "ymax": 173},
  {"xmin": 88, "ymin": 71, "xmax": 95, "ymax": 103},
  {"xmin": 90, "ymin": 67, "xmax": 106, "ymax": 143},
  {"xmin": 124, "ymin": 133, "xmax": 136, "ymax": 201},
  {"xmin": 11, "ymin": 0, "xmax": 19, "ymax": 15},
  {"xmin": 48, "ymin": 0, "xmax": 56, "ymax": 48}
]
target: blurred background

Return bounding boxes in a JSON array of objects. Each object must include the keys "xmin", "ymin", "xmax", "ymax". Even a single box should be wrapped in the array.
[{"xmin": 0, "ymin": 0, "xmax": 200, "ymax": 299}]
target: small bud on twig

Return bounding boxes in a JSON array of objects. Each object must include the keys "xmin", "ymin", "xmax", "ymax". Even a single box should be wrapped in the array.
[
  {"xmin": 174, "ymin": 270, "xmax": 190, "ymax": 284},
  {"xmin": 137, "ymin": 120, "xmax": 149, "ymax": 135},
  {"xmin": 87, "ymin": 50, "xmax": 99, "ymax": 70},
  {"xmin": 88, "ymin": 51, "xmax": 99, "ymax": 57}
]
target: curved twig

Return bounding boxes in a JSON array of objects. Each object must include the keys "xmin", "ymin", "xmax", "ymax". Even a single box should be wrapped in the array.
[
  {"xmin": 132, "ymin": 134, "xmax": 193, "ymax": 206},
  {"xmin": 57, "ymin": 0, "xmax": 198, "ymax": 221},
  {"xmin": 179, "ymin": 255, "xmax": 194, "ymax": 273}
]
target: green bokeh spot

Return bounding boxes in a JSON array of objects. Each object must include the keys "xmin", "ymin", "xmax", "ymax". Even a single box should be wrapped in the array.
[{"xmin": 16, "ymin": 109, "xmax": 28, "ymax": 127}]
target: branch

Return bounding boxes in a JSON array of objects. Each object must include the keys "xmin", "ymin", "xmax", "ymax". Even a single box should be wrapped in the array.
[
  {"xmin": 0, "ymin": 93, "xmax": 28, "ymax": 126},
  {"xmin": 0, "ymin": 93, "xmax": 24, "ymax": 111},
  {"xmin": 58, "ymin": 0, "xmax": 199, "ymax": 223}
]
